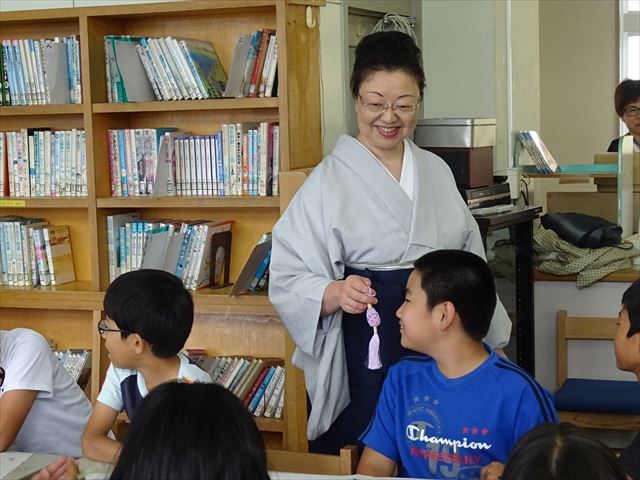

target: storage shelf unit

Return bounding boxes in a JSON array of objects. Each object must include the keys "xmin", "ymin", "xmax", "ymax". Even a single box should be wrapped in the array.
[{"xmin": 0, "ymin": 0, "xmax": 324, "ymax": 452}]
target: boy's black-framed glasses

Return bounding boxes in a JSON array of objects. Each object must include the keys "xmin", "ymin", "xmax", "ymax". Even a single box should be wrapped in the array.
[{"xmin": 97, "ymin": 318, "xmax": 130, "ymax": 335}]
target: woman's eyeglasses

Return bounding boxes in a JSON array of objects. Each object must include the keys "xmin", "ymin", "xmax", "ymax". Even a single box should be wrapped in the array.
[
  {"xmin": 359, "ymin": 95, "xmax": 418, "ymax": 116},
  {"xmin": 623, "ymin": 106, "xmax": 640, "ymax": 117},
  {"xmin": 97, "ymin": 319, "xmax": 130, "ymax": 335}
]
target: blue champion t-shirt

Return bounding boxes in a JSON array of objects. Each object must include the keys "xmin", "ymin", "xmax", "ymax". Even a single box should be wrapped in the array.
[{"xmin": 360, "ymin": 349, "xmax": 557, "ymax": 479}]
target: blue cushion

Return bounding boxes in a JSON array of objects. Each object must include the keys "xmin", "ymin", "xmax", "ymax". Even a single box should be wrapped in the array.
[{"xmin": 554, "ymin": 378, "xmax": 640, "ymax": 415}]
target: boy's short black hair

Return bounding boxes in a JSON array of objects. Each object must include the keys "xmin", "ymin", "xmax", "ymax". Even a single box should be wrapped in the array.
[
  {"xmin": 350, "ymin": 31, "xmax": 426, "ymax": 100},
  {"xmin": 622, "ymin": 278, "xmax": 640, "ymax": 338},
  {"xmin": 413, "ymin": 250, "xmax": 496, "ymax": 341},
  {"xmin": 104, "ymin": 269, "xmax": 194, "ymax": 358}
]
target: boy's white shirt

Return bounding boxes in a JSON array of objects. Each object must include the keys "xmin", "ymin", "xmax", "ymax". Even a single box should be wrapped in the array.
[
  {"xmin": 0, "ymin": 328, "xmax": 92, "ymax": 458},
  {"xmin": 97, "ymin": 351, "xmax": 212, "ymax": 412}
]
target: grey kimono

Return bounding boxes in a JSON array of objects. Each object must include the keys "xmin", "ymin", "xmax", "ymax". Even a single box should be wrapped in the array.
[{"xmin": 269, "ymin": 135, "xmax": 512, "ymax": 440}]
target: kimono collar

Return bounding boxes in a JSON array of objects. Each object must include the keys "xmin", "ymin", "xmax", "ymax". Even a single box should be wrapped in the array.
[
  {"xmin": 332, "ymin": 135, "xmax": 413, "ymax": 237},
  {"xmin": 406, "ymin": 140, "xmax": 439, "ymax": 252}
]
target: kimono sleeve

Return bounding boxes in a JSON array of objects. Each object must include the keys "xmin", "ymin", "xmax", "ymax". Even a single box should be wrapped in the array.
[{"xmin": 269, "ymin": 170, "xmax": 339, "ymax": 358}]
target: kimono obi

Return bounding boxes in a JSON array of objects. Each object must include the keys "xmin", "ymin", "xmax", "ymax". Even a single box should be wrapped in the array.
[{"xmin": 344, "ymin": 261, "xmax": 414, "ymax": 272}]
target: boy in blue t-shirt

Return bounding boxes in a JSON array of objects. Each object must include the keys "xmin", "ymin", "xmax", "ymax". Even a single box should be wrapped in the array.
[{"xmin": 357, "ymin": 250, "xmax": 557, "ymax": 479}]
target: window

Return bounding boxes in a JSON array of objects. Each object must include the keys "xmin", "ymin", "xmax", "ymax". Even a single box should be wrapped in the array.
[{"xmin": 619, "ymin": 0, "xmax": 640, "ymax": 133}]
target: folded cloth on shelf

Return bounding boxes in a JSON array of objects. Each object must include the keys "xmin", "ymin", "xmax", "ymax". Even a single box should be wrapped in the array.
[{"xmin": 533, "ymin": 226, "xmax": 639, "ymax": 287}]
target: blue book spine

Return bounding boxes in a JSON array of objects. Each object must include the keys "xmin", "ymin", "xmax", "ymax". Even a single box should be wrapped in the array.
[
  {"xmin": 248, "ymin": 247, "xmax": 270, "ymax": 292},
  {"xmin": 116, "ymin": 129, "xmax": 128, "ymax": 197},
  {"xmin": 64, "ymin": 37, "xmax": 74, "ymax": 103},
  {"xmin": 215, "ymin": 131, "xmax": 224, "ymax": 196},
  {"xmin": 174, "ymin": 224, "xmax": 194, "ymax": 279},
  {"xmin": 248, "ymin": 366, "xmax": 275, "ymax": 413},
  {"xmin": 12, "ymin": 41, "xmax": 26, "ymax": 105},
  {"xmin": 118, "ymin": 226, "xmax": 126, "ymax": 276},
  {"xmin": 3, "ymin": 43, "xmax": 16, "ymax": 105}
]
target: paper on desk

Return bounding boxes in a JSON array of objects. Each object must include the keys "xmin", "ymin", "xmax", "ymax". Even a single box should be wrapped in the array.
[{"xmin": 0, "ymin": 452, "xmax": 31, "ymax": 479}]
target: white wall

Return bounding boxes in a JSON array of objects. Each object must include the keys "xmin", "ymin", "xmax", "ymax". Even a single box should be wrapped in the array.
[{"xmin": 420, "ymin": 0, "xmax": 496, "ymax": 120}]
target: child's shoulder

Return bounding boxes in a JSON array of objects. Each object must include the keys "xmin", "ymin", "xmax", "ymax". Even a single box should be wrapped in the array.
[
  {"xmin": 387, "ymin": 354, "xmax": 434, "ymax": 378},
  {"xmin": 489, "ymin": 356, "xmax": 551, "ymax": 398}
]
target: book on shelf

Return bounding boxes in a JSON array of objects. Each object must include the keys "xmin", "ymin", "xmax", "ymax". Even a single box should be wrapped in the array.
[
  {"xmin": 1, "ymin": 36, "xmax": 81, "ymax": 106},
  {"xmin": 55, "ymin": 349, "xmax": 92, "ymax": 391},
  {"xmin": 253, "ymin": 364, "xmax": 283, "ymax": 417},
  {"xmin": 517, "ymin": 131, "xmax": 559, "ymax": 173},
  {"xmin": 230, "ymin": 232, "xmax": 271, "ymax": 296},
  {"xmin": 42, "ymin": 225, "xmax": 75, "ymax": 285},
  {"xmin": 263, "ymin": 370, "xmax": 284, "ymax": 418},
  {"xmin": 223, "ymin": 30, "xmax": 278, "ymax": 98}
]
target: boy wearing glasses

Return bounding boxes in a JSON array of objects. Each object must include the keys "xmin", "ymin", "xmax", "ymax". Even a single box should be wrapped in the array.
[
  {"xmin": 0, "ymin": 328, "xmax": 92, "ymax": 457},
  {"xmin": 82, "ymin": 269, "xmax": 211, "ymax": 463}
]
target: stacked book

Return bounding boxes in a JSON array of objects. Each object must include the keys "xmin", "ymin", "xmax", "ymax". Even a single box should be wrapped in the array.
[
  {"xmin": 517, "ymin": 131, "xmax": 559, "ymax": 174},
  {"xmin": 223, "ymin": 29, "xmax": 278, "ymax": 98},
  {"xmin": 108, "ymin": 122, "xmax": 279, "ymax": 198},
  {"xmin": 104, "ymin": 35, "xmax": 228, "ymax": 102},
  {"xmin": 106, "ymin": 212, "xmax": 232, "ymax": 290},
  {"xmin": 0, "ymin": 216, "xmax": 76, "ymax": 286},
  {"xmin": 55, "ymin": 349, "xmax": 91, "ymax": 391},
  {"xmin": 190, "ymin": 352, "xmax": 285, "ymax": 419},
  {"xmin": 1, "ymin": 36, "xmax": 82, "ymax": 106},
  {"xmin": 0, "ymin": 130, "xmax": 87, "ymax": 198}
]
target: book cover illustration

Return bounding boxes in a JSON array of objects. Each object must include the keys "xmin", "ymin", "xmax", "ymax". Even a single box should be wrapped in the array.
[
  {"xmin": 180, "ymin": 38, "xmax": 228, "ymax": 98},
  {"xmin": 45, "ymin": 224, "xmax": 75, "ymax": 284}
]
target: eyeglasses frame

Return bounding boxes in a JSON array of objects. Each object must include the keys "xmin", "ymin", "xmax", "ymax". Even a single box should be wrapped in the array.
[
  {"xmin": 97, "ymin": 318, "xmax": 131, "ymax": 336},
  {"xmin": 358, "ymin": 94, "xmax": 419, "ymax": 116}
]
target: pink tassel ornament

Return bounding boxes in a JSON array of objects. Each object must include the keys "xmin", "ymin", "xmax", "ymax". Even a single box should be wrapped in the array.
[{"xmin": 366, "ymin": 287, "xmax": 382, "ymax": 370}]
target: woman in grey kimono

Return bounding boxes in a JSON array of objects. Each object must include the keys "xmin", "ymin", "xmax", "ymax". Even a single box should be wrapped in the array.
[{"xmin": 269, "ymin": 31, "xmax": 512, "ymax": 454}]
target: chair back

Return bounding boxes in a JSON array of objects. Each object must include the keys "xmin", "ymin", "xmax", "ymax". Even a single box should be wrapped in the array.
[
  {"xmin": 267, "ymin": 445, "xmax": 359, "ymax": 475},
  {"xmin": 556, "ymin": 309, "xmax": 618, "ymax": 388}
]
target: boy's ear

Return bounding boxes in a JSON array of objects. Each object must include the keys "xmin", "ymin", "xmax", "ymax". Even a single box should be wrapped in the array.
[
  {"xmin": 129, "ymin": 333, "xmax": 150, "ymax": 355},
  {"xmin": 437, "ymin": 301, "xmax": 457, "ymax": 331}
]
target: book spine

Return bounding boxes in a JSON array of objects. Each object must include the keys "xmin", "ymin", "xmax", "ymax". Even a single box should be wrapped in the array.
[
  {"xmin": 243, "ymin": 367, "xmax": 269, "ymax": 407},
  {"xmin": 274, "ymin": 387, "xmax": 285, "ymax": 419},
  {"xmin": 42, "ymin": 226, "xmax": 56, "ymax": 285},
  {"xmin": 263, "ymin": 370, "xmax": 284, "ymax": 418},
  {"xmin": 248, "ymin": 366, "xmax": 275, "ymax": 414},
  {"xmin": 177, "ymin": 40, "xmax": 207, "ymax": 99},
  {"xmin": 254, "ymin": 365, "xmax": 282, "ymax": 417},
  {"xmin": 265, "ymin": 36, "xmax": 278, "ymax": 98},
  {"xmin": 135, "ymin": 43, "xmax": 162, "ymax": 101}
]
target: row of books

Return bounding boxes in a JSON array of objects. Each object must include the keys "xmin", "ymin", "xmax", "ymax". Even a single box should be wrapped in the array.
[
  {"xmin": 106, "ymin": 212, "xmax": 232, "ymax": 291},
  {"xmin": 0, "ymin": 129, "xmax": 88, "ymax": 198},
  {"xmin": 225, "ymin": 29, "xmax": 278, "ymax": 98},
  {"xmin": 104, "ymin": 35, "xmax": 227, "ymax": 103},
  {"xmin": 192, "ymin": 353, "xmax": 285, "ymax": 419},
  {"xmin": 517, "ymin": 130, "xmax": 559, "ymax": 174},
  {"xmin": 54, "ymin": 348, "xmax": 91, "ymax": 391},
  {"xmin": 0, "ymin": 216, "xmax": 76, "ymax": 287},
  {"xmin": 108, "ymin": 122, "xmax": 280, "ymax": 198},
  {"xmin": 1, "ymin": 37, "xmax": 82, "ymax": 106}
]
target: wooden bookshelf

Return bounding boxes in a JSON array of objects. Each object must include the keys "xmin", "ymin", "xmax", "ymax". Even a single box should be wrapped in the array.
[{"xmin": 0, "ymin": 0, "xmax": 324, "ymax": 452}]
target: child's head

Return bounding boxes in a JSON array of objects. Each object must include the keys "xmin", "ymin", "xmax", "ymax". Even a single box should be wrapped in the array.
[
  {"xmin": 502, "ymin": 422, "xmax": 627, "ymax": 480},
  {"xmin": 110, "ymin": 382, "xmax": 270, "ymax": 480},
  {"xmin": 103, "ymin": 269, "xmax": 194, "ymax": 360},
  {"xmin": 615, "ymin": 279, "xmax": 640, "ymax": 376},
  {"xmin": 397, "ymin": 250, "xmax": 496, "ymax": 352}
]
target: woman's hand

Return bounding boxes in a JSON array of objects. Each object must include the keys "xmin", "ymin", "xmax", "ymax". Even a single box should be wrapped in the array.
[
  {"xmin": 31, "ymin": 456, "xmax": 79, "ymax": 480},
  {"xmin": 321, "ymin": 275, "xmax": 377, "ymax": 317}
]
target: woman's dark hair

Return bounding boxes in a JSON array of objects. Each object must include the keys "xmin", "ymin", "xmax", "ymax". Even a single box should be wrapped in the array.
[
  {"xmin": 110, "ymin": 382, "xmax": 270, "ymax": 480},
  {"xmin": 502, "ymin": 423, "xmax": 628, "ymax": 480},
  {"xmin": 614, "ymin": 79, "xmax": 640, "ymax": 117},
  {"xmin": 350, "ymin": 31, "xmax": 426, "ymax": 99},
  {"xmin": 622, "ymin": 278, "xmax": 640, "ymax": 337}
]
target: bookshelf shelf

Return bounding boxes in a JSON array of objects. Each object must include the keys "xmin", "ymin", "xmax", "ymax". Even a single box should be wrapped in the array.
[
  {"xmin": 193, "ymin": 288, "xmax": 276, "ymax": 316},
  {"xmin": 0, "ymin": 197, "xmax": 90, "ymax": 208},
  {"xmin": 0, "ymin": 282, "xmax": 101, "ymax": 309},
  {"xmin": 1, "ymin": 0, "xmax": 323, "ymax": 452},
  {"xmin": 520, "ymin": 164, "xmax": 618, "ymax": 178},
  {"xmin": 0, "ymin": 104, "xmax": 84, "ymax": 116},
  {"xmin": 255, "ymin": 417, "xmax": 285, "ymax": 433},
  {"xmin": 96, "ymin": 196, "xmax": 280, "ymax": 209},
  {"xmin": 92, "ymin": 98, "xmax": 279, "ymax": 114}
]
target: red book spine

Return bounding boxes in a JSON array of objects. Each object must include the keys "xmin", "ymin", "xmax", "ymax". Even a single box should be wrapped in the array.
[{"xmin": 243, "ymin": 366, "xmax": 268, "ymax": 406}]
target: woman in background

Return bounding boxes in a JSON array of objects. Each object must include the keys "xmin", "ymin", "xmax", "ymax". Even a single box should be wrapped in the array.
[{"xmin": 608, "ymin": 79, "xmax": 640, "ymax": 152}]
